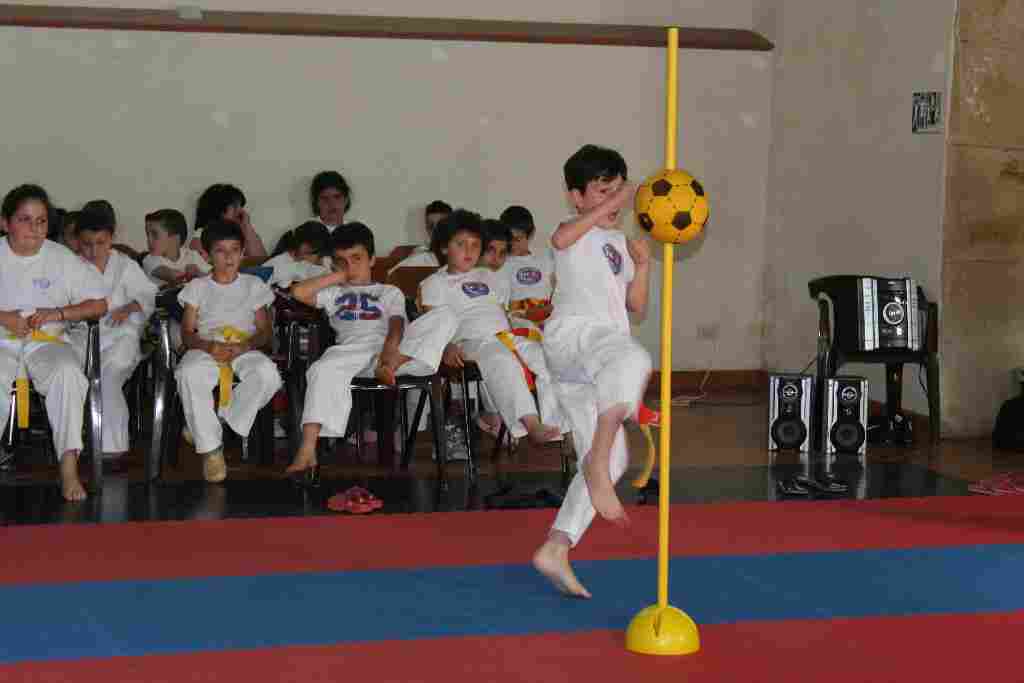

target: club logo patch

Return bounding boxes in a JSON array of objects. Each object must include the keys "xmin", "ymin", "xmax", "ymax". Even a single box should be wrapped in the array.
[
  {"xmin": 603, "ymin": 244, "xmax": 623, "ymax": 275},
  {"xmin": 32, "ymin": 278, "xmax": 52, "ymax": 290},
  {"xmin": 461, "ymin": 282, "xmax": 490, "ymax": 298},
  {"xmin": 516, "ymin": 267, "xmax": 543, "ymax": 285}
]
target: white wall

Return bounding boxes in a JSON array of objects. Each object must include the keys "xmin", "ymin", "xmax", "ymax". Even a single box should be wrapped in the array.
[
  {"xmin": 755, "ymin": 0, "xmax": 955, "ymax": 413},
  {"xmin": 0, "ymin": 25, "xmax": 772, "ymax": 371}
]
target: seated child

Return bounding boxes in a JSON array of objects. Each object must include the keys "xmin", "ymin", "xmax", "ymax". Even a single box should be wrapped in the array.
[
  {"xmin": 284, "ymin": 222, "xmax": 457, "ymax": 475},
  {"xmin": 501, "ymin": 205, "xmax": 555, "ymax": 324},
  {"xmin": 480, "ymin": 219, "xmax": 511, "ymax": 273},
  {"xmin": 60, "ymin": 210, "xmax": 82, "ymax": 255},
  {"xmin": 143, "ymin": 209, "xmax": 211, "ymax": 287},
  {"xmin": 0, "ymin": 184, "xmax": 108, "ymax": 501},
  {"xmin": 533, "ymin": 144, "xmax": 652, "ymax": 599},
  {"xmin": 191, "ymin": 183, "xmax": 268, "ymax": 260},
  {"xmin": 310, "ymin": 171, "xmax": 351, "ymax": 232},
  {"xmin": 263, "ymin": 221, "xmax": 330, "ymax": 288},
  {"xmin": 388, "ymin": 200, "xmax": 452, "ymax": 273},
  {"xmin": 71, "ymin": 208, "xmax": 158, "ymax": 463},
  {"xmin": 419, "ymin": 209, "xmax": 562, "ymax": 446},
  {"xmin": 175, "ymin": 220, "xmax": 282, "ymax": 483}
]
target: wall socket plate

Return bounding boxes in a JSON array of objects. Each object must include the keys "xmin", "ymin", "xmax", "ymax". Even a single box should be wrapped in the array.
[{"xmin": 697, "ymin": 323, "xmax": 720, "ymax": 340}]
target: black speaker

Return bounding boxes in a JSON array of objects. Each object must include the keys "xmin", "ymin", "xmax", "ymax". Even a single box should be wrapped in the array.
[
  {"xmin": 809, "ymin": 276, "xmax": 923, "ymax": 353},
  {"xmin": 769, "ymin": 374, "xmax": 813, "ymax": 454},
  {"xmin": 824, "ymin": 376, "xmax": 868, "ymax": 462}
]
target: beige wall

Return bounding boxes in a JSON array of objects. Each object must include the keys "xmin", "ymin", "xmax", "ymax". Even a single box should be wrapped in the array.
[
  {"xmin": 755, "ymin": 1, "xmax": 955, "ymax": 416},
  {"xmin": 0, "ymin": 25, "xmax": 771, "ymax": 371},
  {"xmin": 943, "ymin": 0, "xmax": 1024, "ymax": 437}
]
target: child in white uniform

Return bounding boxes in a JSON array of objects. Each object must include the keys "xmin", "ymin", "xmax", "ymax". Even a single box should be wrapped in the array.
[
  {"xmin": 501, "ymin": 205, "xmax": 556, "ymax": 325},
  {"xmin": 176, "ymin": 220, "xmax": 282, "ymax": 483},
  {"xmin": 284, "ymin": 222, "xmax": 457, "ymax": 476},
  {"xmin": 143, "ymin": 209, "xmax": 210, "ymax": 287},
  {"xmin": 0, "ymin": 184, "xmax": 108, "ymax": 501},
  {"xmin": 533, "ymin": 145, "xmax": 653, "ymax": 599},
  {"xmin": 387, "ymin": 200, "xmax": 451, "ymax": 274},
  {"xmin": 263, "ymin": 221, "xmax": 330, "ymax": 288},
  {"xmin": 71, "ymin": 209, "xmax": 158, "ymax": 461},
  {"xmin": 420, "ymin": 210, "xmax": 562, "ymax": 446}
]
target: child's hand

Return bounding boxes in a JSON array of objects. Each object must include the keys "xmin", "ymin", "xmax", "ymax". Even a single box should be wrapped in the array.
[
  {"xmin": 208, "ymin": 342, "xmax": 234, "ymax": 364},
  {"xmin": 600, "ymin": 183, "xmax": 635, "ymax": 221},
  {"xmin": 238, "ymin": 209, "xmax": 254, "ymax": 232},
  {"xmin": 627, "ymin": 237, "xmax": 651, "ymax": 267},
  {"xmin": 109, "ymin": 306, "xmax": 133, "ymax": 326},
  {"xmin": 5, "ymin": 312, "xmax": 31, "ymax": 338},
  {"xmin": 27, "ymin": 308, "xmax": 61, "ymax": 330},
  {"xmin": 442, "ymin": 343, "xmax": 465, "ymax": 368}
]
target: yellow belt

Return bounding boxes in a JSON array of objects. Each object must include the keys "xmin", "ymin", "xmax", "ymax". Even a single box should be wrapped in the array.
[
  {"xmin": 8, "ymin": 330, "xmax": 63, "ymax": 428},
  {"xmin": 508, "ymin": 298, "xmax": 551, "ymax": 324},
  {"xmin": 495, "ymin": 327, "xmax": 542, "ymax": 391},
  {"xmin": 215, "ymin": 326, "xmax": 251, "ymax": 407}
]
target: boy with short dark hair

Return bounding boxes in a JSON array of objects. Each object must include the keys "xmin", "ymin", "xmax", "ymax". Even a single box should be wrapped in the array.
[
  {"xmin": 389, "ymin": 200, "xmax": 452, "ymax": 273},
  {"xmin": 500, "ymin": 205, "xmax": 555, "ymax": 324},
  {"xmin": 533, "ymin": 144, "xmax": 653, "ymax": 599},
  {"xmin": 143, "ymin": 208, "xmax": 210, "ymax": 286},
  {"xmin": 420, "ymin": 209, "xmax": 563, "ymax": 446},
  {"xmin": 175, "ymin": 219, "xmax": 281, "ymax": 482},
  {"xmin": 284, "ymin": 222, "xmax": 457, "ymax": 476},
  {"xmin": 480, "ymin": 219, "xmax": 511, "ymax": 273}
]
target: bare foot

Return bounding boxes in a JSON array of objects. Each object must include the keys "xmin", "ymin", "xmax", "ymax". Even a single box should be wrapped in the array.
[
  {"xmin": 582, "ymin": 447, "xmax": 625, "ymax": 521},
  {"xmin": 285, "ymin": 443, "xmax": 318, "ymax": 474},
  {"xmin": 532, "ymin": 536, "xmax": 591, "ymax": 599},
  {"xmin": 59, "ymin": 453, "xmax": 87, "ymax": 502},
  {"xmin": 522, "ymin": 416, "xmax": 562, "ymax": 445},
  {"xmin": 476, "ymin": 413, "xmax": 502, "ymax": 438}
]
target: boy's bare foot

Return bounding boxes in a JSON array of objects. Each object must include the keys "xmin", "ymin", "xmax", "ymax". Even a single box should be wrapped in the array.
[
  {"xmin": 476, "ymin": 413, "xmax": 502, "ymax": 438},
  {"xmin": 59, "ymin": 453, "xmax": 87, "ymax": 502},
  {"xmin": 522, "ymin": 415, "xmax": 562, "ymax": 445},
  {"xmin": 374, "ymin": 364, "xmax": 397, "ymax": 387},
  {"xmin": 533, "ymin": 535, "xmax": 591, "ymax": 599},
  {"xmin": 582, "ymin": 447, "xmax": 625, "ymax": 521},
  {"xmin": 285, "ymin": 443, "xmax": 318, "ymax": 474}
]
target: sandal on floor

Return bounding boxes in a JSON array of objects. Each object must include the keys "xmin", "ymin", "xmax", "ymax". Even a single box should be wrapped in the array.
[{"xmin": 328, "ymin": 486, "xmax": 384, "ymax": 514}]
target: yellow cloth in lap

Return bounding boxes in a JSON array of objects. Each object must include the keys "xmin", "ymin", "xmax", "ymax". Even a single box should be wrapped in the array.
[
  {"xmin": 7, "ymin": 330, "xmax": 64, "ymax": 429},
  {"xmin": 495, "ymin": 327, "xmax": 542, "ymax": 391},
  {"xmin": 215, "ymin": 326, "xmax": 251, "ymax": 408}
]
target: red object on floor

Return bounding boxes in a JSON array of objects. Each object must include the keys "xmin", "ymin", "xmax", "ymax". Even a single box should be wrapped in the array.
[
  {"xmin": 327, "ymin": 486, "xmax": 384, "ymax": 514},
  {"xmin": 5, "ymin": 611, "xmax": 1022, "ymax": 683},
  {"xmin": 637, "ymin": 403, "xmax": 660, "ymax": 426}
]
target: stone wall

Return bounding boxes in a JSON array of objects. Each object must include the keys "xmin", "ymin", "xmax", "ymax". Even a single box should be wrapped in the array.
[{"xmin": 943, "ymin": 0, "xmax": 1024, "ymax": 436}]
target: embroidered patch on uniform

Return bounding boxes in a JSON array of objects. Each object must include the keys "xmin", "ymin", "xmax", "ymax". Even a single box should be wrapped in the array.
[
  {"xmin": 603, "ymin": 244, "xmax": 623, "ymax": 275},
  {"xmin": 461, "ymin": 282, "xmax": 491, "ymax": 298},
  {"xmin": 516, "ymin": 268, "xmax": 543, "ymax": 285},
  {"xmin": 32, "ymin": 278, "xmax": 52, "ymax": 289}
]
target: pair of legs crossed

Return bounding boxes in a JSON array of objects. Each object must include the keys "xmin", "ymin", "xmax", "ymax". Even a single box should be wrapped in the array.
[
  {"xmin": 288, "ymin": 307, "xmax": 457, "ymax": 472},
  {"xmin": 0, "ymin": 340, "xmax": 92, "ymax": 501},
  {"xmin": 533, "ymin": 317, "xmax": 652, "ymax": 597}
]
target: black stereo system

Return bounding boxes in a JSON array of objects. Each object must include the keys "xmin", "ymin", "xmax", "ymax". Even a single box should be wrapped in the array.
[
  {"xmin": 768, "ymin": 374, "xmax": 813, "ymax": 455},
  {"xmin": 810, "ymin": 275, "xmax": 923, "ymax": 354},
  {"xmin": 823, "ymin": 376, "xmax": 868, "ymax": 463}
]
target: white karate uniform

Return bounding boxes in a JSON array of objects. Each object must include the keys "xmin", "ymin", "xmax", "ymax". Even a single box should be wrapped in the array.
[
  {"xmin": 69, "ymin": 250, "xmax": 158, "ymax": 455},
  {"xmin": 420, "ymin": 267, "xmax": 561, "ymax": 439},
  {"xmin": 175, "ymin": 274, "xmax": 282, "ymax": 454},
  {"xmin": 506, "ymin": 250, "xmax": 555, "ymax": 303},
  {"xmin": 388, "ymin": 246, "xmax": 439, "ymax": 275},
  {"xmin": 142, "ymin": 247, "xmax": 210, "ymax": 286},
  {"xmin": 302, "ymin": 283, "xmax": 455, "ymax": 438},
  {"xmin": 262, "ymin": 252, "xmax": 329, "ymax": 288},
  {"xmin": 0, "ymin": 239, "xmax": 107, "ymax": 459},
  {"xmin": 545, "ymin": 224, "xmax": 652, "ymax": 546}
]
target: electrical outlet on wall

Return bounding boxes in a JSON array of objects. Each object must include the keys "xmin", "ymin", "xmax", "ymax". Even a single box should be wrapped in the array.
[{"xmin": 697, "ymin": 323, "xmax": 720, "ymax": 341}]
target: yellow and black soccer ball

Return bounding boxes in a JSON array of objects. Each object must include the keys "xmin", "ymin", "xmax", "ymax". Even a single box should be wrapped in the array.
[{"xmin": 634, "ymin": 169, "xmax": 709, "ymax": 244}]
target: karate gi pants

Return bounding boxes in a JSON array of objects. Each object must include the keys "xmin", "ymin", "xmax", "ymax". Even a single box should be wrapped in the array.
[
  {"xmin": 176, "ymin": 349, "xmax": 282, "ymax": 455},
  {"xmin": 543, "ymin": 317, "xmax": 652, "ymax": 546},
  {"xmin": 0, "ymin": 341, "xmax": 89, "ymax": 460},
  {"xmin": 72, "ymin": 329, "xmax": 142, "ymax": 455}
]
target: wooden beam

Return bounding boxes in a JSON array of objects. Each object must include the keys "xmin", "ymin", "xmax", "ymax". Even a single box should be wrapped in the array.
[{"xmin": 0, "ymin": 4, "xmax": 773, "ymax": 50}]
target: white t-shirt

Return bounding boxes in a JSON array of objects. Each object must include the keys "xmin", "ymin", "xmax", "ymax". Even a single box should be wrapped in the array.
[
  {"xmin": 142, "ymin": 246, "xmax": 211, "ymax": 286},
  {"xmin": 72, "ymin": 250, "xmax": 159, "ymax": 349},
  {"xmin": 549, "ymin": 223, "xmax": 635, "ymax": 332},
  {"xmin": 178, "ymin": 273, "xmax": 275, "ymax": 341},
  {"xmin": 389, "ymin": 246, "xmax": 439, "ymax": 274},
  {"xmin": 315, "ymin": 282, "xmax": 407, "ymax": 347},
  {"xmin": 0, "ymin": 238, "xmax": 108, "ymax": 343},
  {"xmin": 420, "ymin": 267, "xmax": 510, "ymax": 344},
  {"xmin": 263, "ymin": 252, "xmax": 329, "ymax": 288},
  {"xmin": 506, "ymin": 250, "xmax": 555, "ymax": 302}
]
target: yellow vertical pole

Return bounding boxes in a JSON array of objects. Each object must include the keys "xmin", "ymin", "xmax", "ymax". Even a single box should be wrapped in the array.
[{"xmin": 657, "ymin": 25, "xmax": 678, "ymax": 612}]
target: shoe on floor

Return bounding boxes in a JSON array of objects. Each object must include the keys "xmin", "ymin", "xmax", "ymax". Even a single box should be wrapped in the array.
[{"xmin": 203, "ymin": 448, "xmax": 227, "ymax": 483}]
